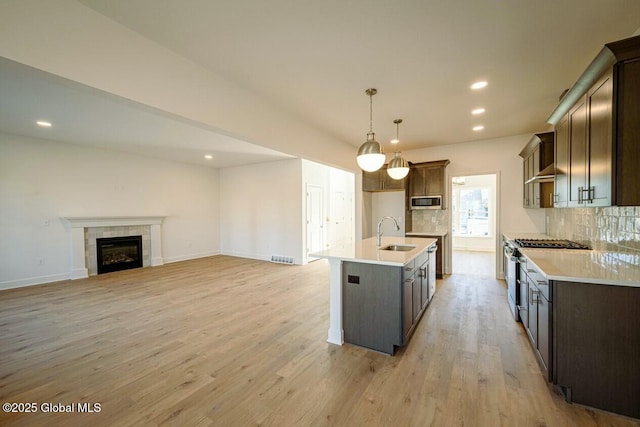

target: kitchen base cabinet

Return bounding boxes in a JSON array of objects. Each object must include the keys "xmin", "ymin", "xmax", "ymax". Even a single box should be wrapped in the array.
[
  {"xmin": 342, "ymin": 246, "xmax": 433, "ymax": 355},
  {"xmin": 343, "ymin": 262, "xmax": 402, "ymax": 355},
  {"xmin": 553, "ymin": 281, "xmax": 640, "ymax": 420},
  {"xmin": 520, "ymin": 259, "xmax": 551, "ymax": 380}
]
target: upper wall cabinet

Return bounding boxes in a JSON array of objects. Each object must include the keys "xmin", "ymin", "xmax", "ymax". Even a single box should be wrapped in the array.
[
  {"xmin": 408, "ymin": 160, "xmax": 450, "ymax": 198},
  {"xmin": 363, "ymin": 165, "xmax": 406, "ymax": 192},
  {"xmin": 519, "ymin": 132, "xmax": 554, "ymax": 209},
  {"xmin": 547, "ymin": 35, "xmax": 640, "ymax": 207}
]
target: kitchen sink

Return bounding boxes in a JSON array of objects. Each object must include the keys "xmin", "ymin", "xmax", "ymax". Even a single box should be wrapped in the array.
[{"xmin": 379, "ymin": 244, "xmax": 416, "ymax": 252}]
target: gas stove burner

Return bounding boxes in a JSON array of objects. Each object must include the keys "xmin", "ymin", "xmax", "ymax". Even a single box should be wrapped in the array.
[{"xmin": 514, "ymin": 238, "xmax": 591, "ymax": 250}]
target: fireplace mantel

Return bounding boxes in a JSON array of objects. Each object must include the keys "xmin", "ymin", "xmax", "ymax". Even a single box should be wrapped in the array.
[
  {"xmin": 62, "ymin": 216, "xmax": 166, "ymax": 279},
  {"xmin": 63, "ymin": 216, "xmax": 165, "ymax": 228}
]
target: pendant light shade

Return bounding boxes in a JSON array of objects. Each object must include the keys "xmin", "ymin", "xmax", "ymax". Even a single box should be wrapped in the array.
[
  {"xmin": 387, "ymin": 152, "xmax": 409, "ymax": 180},
  {"xmin": 387, "ymin": 119, "xmax": 409, "ymax": 180},
  {"xmin": 357, "ymin": 88, "xmax": 385, "ymax": 172}
]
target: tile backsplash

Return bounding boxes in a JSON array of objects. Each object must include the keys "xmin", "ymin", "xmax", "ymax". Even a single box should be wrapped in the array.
[
  {"xmin": 410, "ymin": 209, "xmax": 450, "ymax": 234},
  {"xmin": 546, "ymin": 206, "xmax": 640, "ymax": 253}
]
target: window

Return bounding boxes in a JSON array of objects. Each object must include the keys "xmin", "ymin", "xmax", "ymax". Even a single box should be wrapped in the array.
[{"xmin": 452, "ymin": 186, "xmax": 490, "ymax": 236}]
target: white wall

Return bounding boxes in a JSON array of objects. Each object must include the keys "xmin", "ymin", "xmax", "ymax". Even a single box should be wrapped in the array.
[
  {"xmin": 0, "ymin": 132, "xmax": 220, "ymax": 289},
  {"xmin": 219, "ymin": 159, "xmax": 303, "ymax": 263},
  {"xmin": 371, "ymin": 192, "xmax": 406, "ymax": 238}
]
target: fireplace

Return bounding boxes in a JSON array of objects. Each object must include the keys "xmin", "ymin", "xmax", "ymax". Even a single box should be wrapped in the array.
[{"xmin": 96, "ymin": 235, "xmax": 143, "ymax": 274}]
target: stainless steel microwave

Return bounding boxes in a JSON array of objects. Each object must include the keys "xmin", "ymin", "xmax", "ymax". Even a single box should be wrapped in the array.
[{"xmin": 410, "ymin": 195, "xmax": 442, "ymax": 210}]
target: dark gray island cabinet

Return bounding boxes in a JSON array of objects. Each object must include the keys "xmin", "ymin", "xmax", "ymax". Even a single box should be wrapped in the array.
[{"xmin": 342, "ymin": 247, "xmax": 432, "ymax": 355}]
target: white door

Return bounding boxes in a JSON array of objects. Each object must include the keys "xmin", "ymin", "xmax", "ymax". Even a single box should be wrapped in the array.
[
  {"xmin": 330, "ymin": 191, "xmax": 352, "ymax": 247},
  {"xmin": 306, "ymin": 185, "xmax": 325, "ymax": 259}
]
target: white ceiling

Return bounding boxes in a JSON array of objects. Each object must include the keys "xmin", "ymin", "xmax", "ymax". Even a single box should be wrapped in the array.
[
  {"xmin": 0, "ymin": 57, "xmax": 293, "ymax": 168},
  {"xmin": 2, "ymin": 1, "xmax": 639, "ymax": 168}
]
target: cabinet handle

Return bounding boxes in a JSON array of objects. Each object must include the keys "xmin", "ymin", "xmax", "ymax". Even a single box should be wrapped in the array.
[
  {"xmin": 405, "ymin": 267, "xmax": 413, "ymax": 272},
  {"xmin": 587, "ymin": 186, "xmax": 595, "ymax": 203},
  {"xmin": 527, "ymin": 269, "xmax": 536, "ymax": 273},
  {"xmin": 421, "ymin": 267, "xmax": 427, "ymax": 278},
  {"xmin": 578, "ymin": 186, "xmax": 583, "ymax": 204},
  {"xmin": 530, "ymin": 288, "xmax": 540, "ymax": 304},
  {"xmin": 549, "ymin": 193, "xmax": 553, "ymax": 206},
  {"xmin": 536, "ymin": 280, "xmax": 547, "ymax": 286}
]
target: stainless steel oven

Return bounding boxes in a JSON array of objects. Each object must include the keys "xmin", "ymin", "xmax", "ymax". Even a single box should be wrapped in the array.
[{"xmin": 503, "ymin": 239, "xmax": 520, "ymax": 321}]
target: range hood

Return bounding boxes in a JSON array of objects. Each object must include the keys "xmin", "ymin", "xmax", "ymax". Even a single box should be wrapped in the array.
[{"xmin": 524, "ymin": 163, "xmax": 556, "ymax": 184}]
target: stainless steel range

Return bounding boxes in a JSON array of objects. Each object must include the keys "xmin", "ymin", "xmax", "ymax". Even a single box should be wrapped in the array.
[
  {"xmin": 513, "ymin": 238, "xmax": 591, "ymax": 250},
  {"xmin": 503, "ymin": 237, "xmax": 590, "ymax": 321}
]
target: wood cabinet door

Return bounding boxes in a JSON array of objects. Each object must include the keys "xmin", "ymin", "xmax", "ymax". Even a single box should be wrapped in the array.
[
  {"xmin": 532, "ymin": 149, "xmax": 540, "ymax": 207},
  {"xmin": 402, "ymin": 277, "xmax": 413, "ymax": 341},
  {"xmin": 409, "ymin": 167, "xmax": 427, "ymax": 196},
  {"xmin": 568, "ymin": 97, "xmax": 588, "ymax": 206},
  {"xmin": 527, "ymin": 281, "xmax": 538, "ymax": 347},
  {"xmin": 382, "ymin": 168, "xmax": 406, "ymax": 190},
  {"xmin": 412, "ymin": 276, "xmax": 421, "ymax": 323},
  {"xmin": 537, "ymin": 294, "xmax": 550, "ymax": 374},
  {"xmin": 362, "ymin": 170, "xmax": 382, "ymax": 192},
  {"xmin": 420, "ymin": 265, "xmax": 428, "ymax": 309},
  {"xmin": 554, "ymin": 114, "xmax": 569, "ymax": 207},
  {"xmin": 616, "ymin": 59, "xmax": 640, "ymax": 206},
  {"xmin": 587, "ymin": 73, "xmax": 613, "ymax": 206},
  {"xmin": 424, "ymin": 167, "xmax": 443, "ymax": 196}
]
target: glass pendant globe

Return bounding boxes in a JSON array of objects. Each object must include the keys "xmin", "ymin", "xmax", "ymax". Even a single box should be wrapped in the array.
[
  {"xmin": 387, "ymin": 152, "xmax": 409, "ymax": 179},
  {"xmin": 357, "ymin": 137, "xmax": 385, "ymax": 172},
  {"xmin": 357, "ymin": 152, "xmax": 386, "ymax": 172}
]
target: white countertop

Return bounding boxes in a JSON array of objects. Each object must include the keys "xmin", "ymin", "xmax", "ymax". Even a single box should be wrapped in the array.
[
  {"xmin": 522, "ymin": 248, "xmax": 640, "ymax": 287},
  {"xmin": 503, "ymin": 232, "xmax": 640, "ymax": 287},
  {"xmin": 310, "ymin": 236, "xmax": 437, "ymax": 267},
  {"xmin": 405, "ymin": 231, "xmax": 448, "ymax": 237}
]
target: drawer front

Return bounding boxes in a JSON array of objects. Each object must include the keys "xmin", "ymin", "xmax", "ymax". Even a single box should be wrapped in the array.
[
  {"xmin": 414, "ymin": 250, "xmax": 429, "ymax": 269},
  {"xmin": 403, "ymin": 258, "xmax": 415, "ymax": 276},
  {"xmin": 525, "ymin": 262, "xmax": 550, "ymax": 301}
]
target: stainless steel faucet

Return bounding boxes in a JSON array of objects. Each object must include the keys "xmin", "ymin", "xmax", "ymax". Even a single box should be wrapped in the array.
[{"xmin": 377, "ymin": 216, "xmax": 400, "ymax": 246}]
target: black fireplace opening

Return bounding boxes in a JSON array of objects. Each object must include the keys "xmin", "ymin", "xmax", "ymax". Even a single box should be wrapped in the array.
[{"xmin": 96, "ymin": 235, "xmax": 143, "ymax": 274}]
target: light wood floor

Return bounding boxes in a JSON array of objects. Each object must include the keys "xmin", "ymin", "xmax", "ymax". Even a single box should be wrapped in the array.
[{"xmin": 1, "ymin": 255, "xmax": 638, "ymax": 426}]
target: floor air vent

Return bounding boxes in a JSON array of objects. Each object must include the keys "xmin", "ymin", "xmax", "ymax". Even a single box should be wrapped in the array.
[{"xmin": 270, "ymin": 255, "xmax": 294, "ymax": 265}]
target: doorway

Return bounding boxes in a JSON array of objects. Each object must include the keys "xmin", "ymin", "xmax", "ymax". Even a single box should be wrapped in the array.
[
  {"xmin": 451, "ymin": 173, "xmax": 497, "ymax": 277},
  {"xmin": 306, "ymin": 184, "xmax": 325, "ymax": 259}
]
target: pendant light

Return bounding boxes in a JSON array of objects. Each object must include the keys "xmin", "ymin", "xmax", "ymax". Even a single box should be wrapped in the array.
[
  {"xmin": 356, "ymin": 88, "xmax": 385, "ymax": 172},
  {"xmin": 387, "ymin": 119, "xmax": 410, "ymax": 180}
]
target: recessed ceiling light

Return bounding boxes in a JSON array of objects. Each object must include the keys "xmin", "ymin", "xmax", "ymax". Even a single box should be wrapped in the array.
[
  {"xmin": 472, "ymin": 108, "xmax": 486, "ymax": 115},
  {"xmin": 470, "ymin": 81, "xmax": 488, "ymax": 90},
  {"xmin": 473, "ymin": 125, "xmax": 484, "ymax": 131},
  {"xmin": 204, "ymin": 154, "xmax": 213, "ymax": 160},
  {"xmin": 36, "ymin": 120, "xmax": 52, "ymax": 127}
]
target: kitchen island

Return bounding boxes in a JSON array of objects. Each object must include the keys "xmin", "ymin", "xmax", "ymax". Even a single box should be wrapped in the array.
[{"xmin": 311, "ymin": 236, "xmax": 436, "ymax": 354}]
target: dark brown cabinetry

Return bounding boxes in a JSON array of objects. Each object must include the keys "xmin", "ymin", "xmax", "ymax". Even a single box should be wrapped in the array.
[
  {"xmin": 520, "ymin": 259, "xmax": 551, "ymax": 378},
  {"xmin": 403, "ymin": 249, "xmax": 429, "ymax": 343},
  {"xmin": 548, "ymin": 35, "xmax": 640, "ymax": 207},
  {"xmin": 553, "ymin": 281, "xmax": 640, "ymax": 419},
  {"xmin": 554, "ymin": 115, "xmax": 569, "ymax": 207},
  {"xmin": 519, "ymin": 132, "xmax": 554, "ymax": 209},
  {"xmin": 408, "ymin": 160, "xmax": 450, "ymax": 199},
  {"xmin": 363, "ymin": 166, "xmax": 406, "ymax": 192}
]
